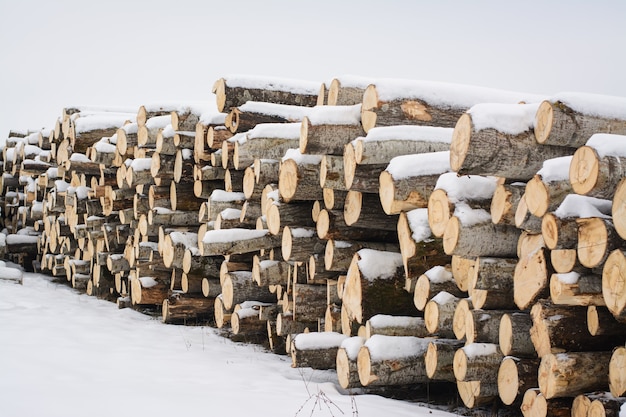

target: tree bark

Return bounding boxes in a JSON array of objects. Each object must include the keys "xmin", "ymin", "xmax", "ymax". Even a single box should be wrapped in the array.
[
  {"xmin": 423, "ymin": 293, "xmax": 464, "ymax": 338},
  {"xmin": 299, "ymin": 113, "xmax": 365, "ymax": 156},
  {"xmin": 534, "ymin": 99, "xmax": 626, "ymax": 147},
  {"xmin": 278, "ymin": 156, "xmax": 323, "ymax": 203},
  {"xmin": 378, "ymin": 169, "xmax": 440, "ymax": 215},
  {"xmin": 538, "ymin": 351, "xmax": 611, "ymax": 398},
  {"xmin": 424, "ymin": 338, "xmax": 464, "ymax": 382}
]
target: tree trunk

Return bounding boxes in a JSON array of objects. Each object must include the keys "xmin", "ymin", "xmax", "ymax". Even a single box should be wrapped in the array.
[
  {"xmin": 443, "ymin": 216, "xmax": 521, "ymax": 258},
  {"xmin": 423, "ymin": 292, "xmax": 464, "ymax": 338},
  {"xmin": 162, "ymin": 292, "xmax": 214, "ymax": 324},
  {"xmin": 316, "ymin": 209, "xmax": 398, "ymax": 242},
  {"xmin": 413, "ymin": 268, "xmax": 465, "ymax": 311},
  {"xmin": 453, "ymin": 343, "xmax": 503, "ymax": 382},
  {"xmin": 266, "ymin": 201, "xmax": 316, "ymax": 236},
  {"xmin": 364, "ymin": 315, "xmax": 429, "ymax": 339},
  {"xmin": 277, "ymin": 156, "xmax": 323, "ymax": 203},
  {"xmin": 456, "ymin": 380, "xmax": 498, "ymax": 409},
  {"xmin": 201, "ymin": 228, "xmax": 281, "ymax": 256},
  {"xmin": 378, "ymin": 169, "xmax": 440, "ymax": 215},
  {"xmin": 464, "ymin": 309, "xmax": 509, "ymax": 345},
  {"xmin": 290, "ymin": 332, "xmax": 346, "ymax": 370},
  {"xmin": 300, "ymin": 113, "xmax": 365, "ymax": 156},
  {"xmin": 514, "ymin": 238, "xmax": 552, "ymax": 310},
  {"xmin": 344, "ymin": 190, "xmax": 398, "ymax": 230},
  {"xmin": 324, "ymin": 239, "xmax": 399, "ymax": 272},
  {"xmin": 336, "ymin": 337, "xmax": 365, "ymax": 389},
  {"xmin": 221, "ymin": 271, "xmax": 275, "ymax": 310}
]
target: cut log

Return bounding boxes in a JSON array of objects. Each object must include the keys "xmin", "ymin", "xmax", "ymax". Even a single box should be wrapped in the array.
[
  {"xmin": 130, "ymin": 276, "xmax": 169, "ymax": 305},
  {"xmin": 251, "ymin": 258, "xmax": 290, "ymax": 287},
  {"xmin": 525, "ymin": 157, "xmax": 574, "ymax": 218},
  {"xmin": 162, "ymin": 292, "xmax": 214, "ymax": 324},
  {"xmin": 587, "ymin": 305, "xmax": 626, "ymax": 338},
  {"xmin": 464, "ymin": 309, "xmax": 509, "ymax": 345},
  {"xmin": 292, "ymin": 282, "xmax": 327, "ymax": 322},
  {"xmin": 299, "ymin": 105, "xmax": 364, "ymax": 155},
  {"xmin": 521, "ymin": 388, "xmax": 572, "ymax": 417},
  {"xmin": 538, "ymin": 351, "xmax": 612, "ymax": 398},
  {"xmin": 244, "ymin": 123, "xmax": 301, "ymax": 160},
  {"xmin": 316, "ymin": 209, "xmax": 397, "ymax": 243},
  {"xmin": 499, "ymin": 312, "xmax": 537, "ymax": 358},
  {"xmin": 336, "ymin": 336, "xmax": 366, "ymax": 389},
  {"xmin": 570, "ymin": 140, "xmax": 626, "ymax": 200},
  {"xmin": 344, "ymin": 190, "xmax": 397, "ymax": 231},
  {"xmin": 514, "ymin": 235, "xmax": 552, "ymax": 310},
  {"xmin": 364, "ymin": 314, "xmax": 429, "ymax": 339},
  {"xmin": 278, "ymin": 150, "xmax": 323, "ymax": 202},
  {"xmin": 290, "ymin": 332, "xmax": 347, "ymax": 370},
  {"xmin": 577, "ymin": 217, "xmax": 622, "ymax": 269},
  {"xmin": 275, "ymin": 312, "xmax": 316, "ymax": 336},
  {"xmin": 357, "ymin": 335, "xmax": 430, "ymax": 386},
  {"xmin": 201, "ymin": 228, "xmax": 281, "ymax": 256},
  {"xmin": 342, "ymin": 249, "xmax": 415, "ymax": 325},
  {"xmin": 221, "ymin": 271, "xmax": 274, "ymax": 310},
  {"xmin": 413, "ymin": 266, "xmax": 465, "ymax": 311},
  {"xmin": 225, "ymin": 102, "xmax": 305, "ymax": 134},
  {"xmin": 378, "ymin": 151, "xmax": 449, "ymax": 215},
  {"xmin": 212, "ymin": 75, "xmax": 320, "ymax": 113},
  {"xmin": 602, "ymin": 250, "xmax": 626, "ymax": 321},
  {"xmin": 491, "ymin": 182, "xmax": 525, "ymax": 226},
  {"xmin": 614, "ymin": 178, "xmax": 626, "ymax": 240},
  {"xmin": 549, "ymin": 272, "xmax": 604, "ymax": 306},
  {"xmin": 534, "ymin": 96, "xmax": 626, "ymax": 147},
  {"xmin": 424, "ymin": 338, "xmax": 464, "ymax": 382},
  {"xmin": 266, "ymin": 201, "xmax": 316, "ymax": 236},
  {"xmin": 443, "ymin": 214, "xmax": 521, "ymax": 258},
  {"xmin": 609, "ymin": 346, "xmax": 626, "ymax": 397},
  {"xmin": 453, "ymin": 343, "xmax": 503, "ymax": 382},
  {"xmin": 530, "ymin": 300, "xmax": 619, "ymax": 357},
  {"xmin": 423, "ymin": 292, "xmax": 464, "ymax": 338},
  {"xmin": 327, "ymin": 76, "xmax": 372, "ymax": 106},
  {"xmin": 541, "ymin": 213, "xmax": 579, "ymax": 251},
  {"xmin": 324, "ymin": 239, "xmax": 399, "ymax": 273},
  {"xmin": 588, "ymin": 396, "xmax": 626, "ymax": 417},
  {"xmin": 281, "ymin": 226, "xmax": 325, "ymax": 262},
  {"xmin": 450, "ymin": 106, "xmax": 575, "ymax": 181},
  {"xmin": 515, "ymin": 194, "xmax": 544, "ymax": 234},
  {"xmin": 551, "ymin": 248, "xmax": 579, "ymax": 273},
  {"xmin": 456, "ymin": 380, "xmax": 499, "ymax": 409},
  {"xmin": 360, "ymin": 79, "xmax": 540, "ymax": 133},
  {"xmin": 498, "ymin": 356, "xmax": 541, "ymax": 406},
  {"xmin": 427, "ymin": 173, "xmax": 497, "ymax": 238}
]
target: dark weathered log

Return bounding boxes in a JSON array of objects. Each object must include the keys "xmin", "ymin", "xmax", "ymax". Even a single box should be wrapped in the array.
[
  {"xmin": 499, "ymin": 312, "xmax": 536, "ymax": 358},
  {"xmin": 290, "ymin": 332, "xmax": 346, "ymax": 369},
  {"xmin": 531, "ymin": 300, "xmax": 619, "ymax": 357},
  {"xmin": 538, "ymin": 351, "xmax": 612, "ymax": 398},
  {"xmin": 424, "ymin": 338, "xmax": 464, "ymax": 382},
  {"xmin": 498, "ymin": 356, "xmax": 541, "ymax": 406},
  {"xmin": 162, "ymin": 292, "xmax": 214, "ymax": 324}
]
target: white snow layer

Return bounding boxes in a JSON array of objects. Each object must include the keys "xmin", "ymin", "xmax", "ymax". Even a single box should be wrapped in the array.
[
  {"xmin": 551, "ymin": 92, "xmax": 626, "ymax": 119},
  {"xmin": 74, "ymin": 114, "xmax": 133, "ymax": 133},
  {"xmin": 306, "ymin": 104, "xmax": 362, "ymax": 125},
  {"xmin": 358, "ymin": 125, "xmax": 454, "ymax": 143},
  {"xmin": 536, "ymin": 156, "xmax": 573, "ymax": 182},
  {"xmin": 221, "ymin": 74, "xmax": 320, "ymax": 94},
  {"xmin": 385, "ymin": 151, "xmax": 451, "ymax": 180},
  {"xmin": 356, "ymin": 249, "xmax": 403, "ymax": 281},
  {"xmin": 282, "ymin": 148, "xmax": 323, "ymax": 165},
  {"xmin": 371, "ymin": 78, "xmax": 546, "ymax": 108},
  {"xmin": 364, "ymin": 334, "xmax": 429, "ymax": 361},
  {"xmin": 238, "ymin": 102, "xmax": 312, "ymax": 120},
  {"xmin": 340, "ymin": 336, "xmax": 365, "ymax": 360},
  {"xmin": 368, "ymin": 314, "xmax": 424, "ymax": 329},
  {"xmin": 434, "ymin": 172, "xmax": 498, "ymax": 202},
  {"xmin": 202, "ymin": 228, "xmax": 268, "ymax": 244},
  {"xmin": 468, "ymin": 102, "xmax": 540, "ymax": 134},
  {"xmin": 247, "ymin": 122, "xmax": 302, "ymax": 140},
  {"xmin": 431, "ymin": 291, "xmax": 458, "ymax": 305},
  {"xmin": 554, "ymin": 194, "xmax": 612, "ymax": 219},
  {"xmin": 406, "ymin": 208, "xmax": 432, "ymax": 243},
  {"xmin": 425, "ymin": 266, "xmax": 453, "ymax": 283},
  {"xmin": 293, "ymin": 332, "xmax": 347, "ymax": 350},
  {"xmin": 453, "ymin": 203, "xmax": 492, "ymax": 227},
  {"xmin": 584, "ymin": 133, "xmax": 626, "ymax": 157}
]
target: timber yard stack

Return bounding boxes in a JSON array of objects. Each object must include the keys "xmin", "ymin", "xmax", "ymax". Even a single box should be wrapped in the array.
[{"xmin": 2, "ymin": 74, "xmax": 626, "ymax": 416}]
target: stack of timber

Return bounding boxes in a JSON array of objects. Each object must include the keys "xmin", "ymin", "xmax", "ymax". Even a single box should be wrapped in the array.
[{"xmin": 2, "ymin": 75, "xmax": 626, "ymax": 417}]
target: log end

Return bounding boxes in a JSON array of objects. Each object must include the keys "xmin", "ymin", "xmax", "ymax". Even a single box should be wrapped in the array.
[
  {"xmin": 442, "ymin": 216, "xmax": 461, "ymax": 256},
  {"xmin": 449, "ymin": 113, "xmax": 472, "ymax": 173},
  {"xmin": 570, "ymin": 146, "xmax": 599, "ymax": 196},
  {"xmin": 213, "ymin": 78, "xmax": 227, "ymax": 113},
  {"xmin": 361, "ymin": 85, "xmax": 378, "ymax": 133},
  {"xmin": 427, "ymin": 189, "xmax": 451, "ymax": 238},
  {"xmin": 497, "ymin": 357, "xmax": 520, "ymax": 405},
  {"xmin": 534, "ymin": 100, "xmax": 554, "ymax": 145},
  {"xmin": 525, "ymin": 175, "xmax": 550, "ymax": 218},
  {"xmin": 614, "ymin": 179, "xmax": 626, "ymax": 240}
]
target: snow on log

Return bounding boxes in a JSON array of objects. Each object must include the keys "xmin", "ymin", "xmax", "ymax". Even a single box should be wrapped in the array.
[
  {"xmin": 290, "ymin": 332, "xmax": 347, "ymax": 369},
  {"xmin": 379, "ymin": 151, "xmax": 450, "ymax": 215},
  {"xmin": 213, "ymin": 75, "xmax": 321, "ymax": 113},
  {"xmin": 278, "ymin": 149, "xmax": 323, "ymax": 203},
  {"xmin": 413, "ymin": 266, "xmax": 465, "ymax": 311},
  {"xmin": 357, "ymin": 335, "xmax": 430, "ymax": 386},
  {"xmin": 450, "ymin": 103, "xmax": 575, "ymax": 181},
  {"xmin": 299, "ymin": 104, "xmax": 364, "ymax": 156},
  {"xmin": 361, "ymin": 78, "xmax": 544, "ymax": 133}
]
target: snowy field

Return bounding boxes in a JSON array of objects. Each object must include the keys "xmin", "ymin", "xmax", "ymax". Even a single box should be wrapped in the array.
[{"xmin": 0, "ymin": 271, "xmax": 458, "ymax": 417}]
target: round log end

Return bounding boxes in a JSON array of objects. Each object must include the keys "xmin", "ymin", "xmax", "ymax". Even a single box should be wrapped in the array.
[
  {"xmin": 452, "ymin": 298, "xmax": 470, "ymax": 340},
  {"xmin": 378, "ymin": 170, "xmax": 397, "ymax": 215},
  {"xmin": 316, "ymin": 209, "xmax": 330, "ymax": 239},
  {"xmin": 281, "ymin": 226, "xmax": 293, "ymax": 261},
  {"xmin": 428, "ymin": 189, "xmax": 451, "ymax": 238},
  {"xmin": 442, "ymin": 216, "xmax": 461, "ymax": 256},
  {"xmin": 266, "ymin": 203, "xmax": 281, "ymax": 236},
  {"xmin": 498, "ymin": 357, "xmax": 520, "ymax": 405},
  {"xmin": 570, "ymin": 146, "xmax": 600, "ymax": 196},
  {"xmin": 343, "ymin": 190, "xmax": 362, "ymax": 226},
  {"xmin": 609, "ymin": 346, "xmax": 626, "ymax": 397},
  {"xmin": 343, "ymin": 143, "xmax": 357, "ymax": 189},
  {"xmin": 541, "ymin": 213, "xmax": 560, "ymax": 250},
  {"xmin": 576, "ymin": 217, "xmax": 608, "ymax": 268},
  {"xmin": 336, "ymin": 348, "xmax": 354, "ymax": 389},
  {"xmin": 449, "ymin": 113, "xmax": 472, "ymax": 173},
  {"xmin": 525, "ymin": 175, "xmax": 550, "ymax": 218},
  {"xmin": 327, "ymin": 79, "xmax": 340, "ymax": 106},
  {"xmin": 534, "ymin": 100, "xmax": 554, "ymax": 145},
  {"xmin": 213, "ymin": 78, "xmax": 226, "ymax": 113},
  {"xmin": 361, "ymin": 85, "xmax": 378, "ymax": 133},
  {"xmin": 453, "ymin": 347, "xmax": 468, "ymax": 381},
  {"xmin": 614, "ymin": 179, "xmax": 626, "ymax": 240},
  {"xmin": 602, "ymin": 249, "xmax": 626, "ymax": 317},
  {"xmin": 498, "ymin": 314, "xmax": 514, "ymax": 356},
  {"xmin": 423, "ymin": 300, "xmax": 440, "ymax": 334},
  {"xmin": 357, "ymin": 346, "xmax": 375, "ymax": 386},
  {"xmin": 278, "ymin": 159, "xmax": 299, "ymax": 203},
  {"xmin": 299, "ymin": 117, "xmax": 310, "ymax": 154},
  {"xmin": 413, "ymin": 274, "xmax": 431, "ymax": 311}
]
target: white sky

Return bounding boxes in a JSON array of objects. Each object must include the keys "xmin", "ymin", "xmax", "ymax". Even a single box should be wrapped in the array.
[{"xmin": 1, "ymin": 0, "xmax": 625, "ymax": 141}]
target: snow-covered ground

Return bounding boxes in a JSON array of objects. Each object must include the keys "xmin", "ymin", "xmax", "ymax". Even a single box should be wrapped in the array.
[{"xmin": 0, "ymin": 271, "xmax": 457, "ymax": 417}]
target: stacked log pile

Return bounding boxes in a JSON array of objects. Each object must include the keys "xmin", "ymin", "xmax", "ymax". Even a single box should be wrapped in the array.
[{"xmin": 2, "ymin": 75, "xmax": 626, "ymax": 416}]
